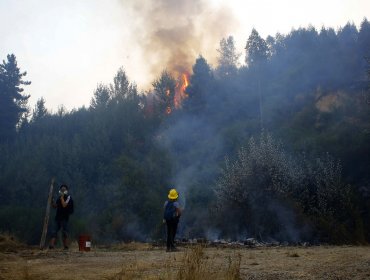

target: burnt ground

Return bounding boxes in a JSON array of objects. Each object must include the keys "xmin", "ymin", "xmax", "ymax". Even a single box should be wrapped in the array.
[{"xmin": 0, "ymin": 242, "xmax": 369, "ymax": 280}]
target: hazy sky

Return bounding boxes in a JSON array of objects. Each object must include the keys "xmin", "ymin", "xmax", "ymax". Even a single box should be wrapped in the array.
[{"xmin": 1, "ymin": 0, "xmax": 369, "ymax": 111}]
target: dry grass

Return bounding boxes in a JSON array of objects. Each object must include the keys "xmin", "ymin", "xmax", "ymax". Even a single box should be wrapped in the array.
[
  {"xmin": 110, "ymin": 245, "xmax": 242, "ymax": 280},
  {"xmin": 225, "ymin": 253, "xmax": 242, "ymax": 280},
  {"xmin": 0, "ymin": 232, "xmax": 26, "ymax": 253},
  {"xmin": 21, "ymin": 265, "xmax": 47, "ymax": 280},
  {"xmin": 171, "ymin": 246, "xmax": 241, "ymax": 280},
  {"xmin": 107, "ymin": 242, "xmax": 154, "ymax": 251},
  {"xmin": 1, "ymin": 245, "xmax": 370, "ymax": 280},
  {"xmin": 177, "ymin": 246, "xmax": 206, "ymax": 279},
  {"xmin": 286, "ymin": 251, "xmax": 300, "ymax": 258}
]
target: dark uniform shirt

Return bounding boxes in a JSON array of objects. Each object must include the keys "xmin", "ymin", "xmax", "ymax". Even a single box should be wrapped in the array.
[{"xmin": 55, "ymin": 195, "xmax": 72, "ymax": 221}]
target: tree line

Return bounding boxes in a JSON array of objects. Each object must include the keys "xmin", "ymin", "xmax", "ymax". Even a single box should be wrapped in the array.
[{"xmin": 0, "ymin": 19, "xmax": 369, "ymax": 244}]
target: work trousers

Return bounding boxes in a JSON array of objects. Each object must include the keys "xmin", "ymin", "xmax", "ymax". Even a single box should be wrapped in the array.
[
  {"xmin": 166, "ymin": 219, "xmax": 178, "ymax": 250},
  {"xmin": 51, "ymin": 219, "xmax": 69, "ymax": 239}
]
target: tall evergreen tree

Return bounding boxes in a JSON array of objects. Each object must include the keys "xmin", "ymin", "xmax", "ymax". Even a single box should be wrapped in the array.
[
  {"xmin": 31, "ymin": 97, "xmax": 48, "ymax": 122},
  {"xmin": 359, "ymin": 18, "xmax": 370, "ymax": 58},
  {"xmin": 216, "ymin": 36, "xmax": 240, "ymax": 77},
  {"xmin": 245, "ymin": 29, "xmax": 269, "ymax": 129},
  {"xmin": 245, "ymin": 28, "xmax": 269, "ymax": 67},
  {"xmin": 110, "ymin": 67, "xmax": 137, "ymax": 104},
  {"xmin": 184, "ymin": 56, "xmax": 214, "ymax": 114},
  {"xmin": 90, "ymin": 83, "xmax": 111, "ymax": 110},
  {"xmin": 0, "ymin": 54, "xmax": 31, "ymax": 141},
  {"xmin": 152, "ymin": 70, "xmax": 176, "ymax": 115}
]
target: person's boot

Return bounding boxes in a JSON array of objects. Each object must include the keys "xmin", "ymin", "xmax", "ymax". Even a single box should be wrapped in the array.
[
  {"xmin": 49, "ymin": 238, "xmax": 56, "ymax": 249},
  {"xmin": 63, "ymin": 238, "xmax": 69, "ymax": 250}
]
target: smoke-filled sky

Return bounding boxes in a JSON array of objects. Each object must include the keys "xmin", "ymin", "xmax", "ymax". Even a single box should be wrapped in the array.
[{"xmin": 1, "ymin": 0, "xmax": 369, "ymax": 111}]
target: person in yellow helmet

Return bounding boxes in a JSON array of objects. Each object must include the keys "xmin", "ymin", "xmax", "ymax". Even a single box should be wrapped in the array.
[{"xmin": 163, "ymin": 188, "xmax": 182, "ymax": 252}]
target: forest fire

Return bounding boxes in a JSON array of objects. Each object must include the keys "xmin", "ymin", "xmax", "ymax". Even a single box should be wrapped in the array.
[
  {"xmin": 144, "ymin": 72, "xmax": 190, "ymax": 116},
  {"xmin": 174, "ymin": 73, "xmax": 189, "ymax": 109}
]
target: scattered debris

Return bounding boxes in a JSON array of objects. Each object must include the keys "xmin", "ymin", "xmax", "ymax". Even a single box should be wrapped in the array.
[{"xmin": 165, "ymin": 237, "xmax": 312, "ymax": 248}]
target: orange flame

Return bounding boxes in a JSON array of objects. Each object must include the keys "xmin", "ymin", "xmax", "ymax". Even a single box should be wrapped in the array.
[{"xmin": 174, "ymin": 73, "xmax": 189, "ymax": 109}]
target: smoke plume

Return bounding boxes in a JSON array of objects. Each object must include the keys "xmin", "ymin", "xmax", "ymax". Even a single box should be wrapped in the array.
[{"xmin": 120, "ymin": 0, "xmax": 238, "ymax": 85}]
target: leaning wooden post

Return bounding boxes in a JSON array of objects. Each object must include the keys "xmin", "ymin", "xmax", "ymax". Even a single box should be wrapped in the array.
[{"xmin": 39, "ymin": 178, "xmax": 55, "ymax": 250}]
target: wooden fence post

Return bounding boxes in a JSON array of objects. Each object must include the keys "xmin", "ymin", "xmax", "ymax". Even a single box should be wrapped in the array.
[{"xmin": 39, "ymin": 178, "xmax": 55, "ymax": 250}]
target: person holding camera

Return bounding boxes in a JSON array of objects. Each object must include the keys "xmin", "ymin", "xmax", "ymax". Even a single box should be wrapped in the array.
[{"xmin": 49, "ymin": 184, "xmax": 74, "ymax": 250}]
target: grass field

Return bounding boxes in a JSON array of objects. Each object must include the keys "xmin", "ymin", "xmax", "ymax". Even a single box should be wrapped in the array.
[{"xmin": 1, "ymin": 236, "xmax": 370, "ymax": 280}]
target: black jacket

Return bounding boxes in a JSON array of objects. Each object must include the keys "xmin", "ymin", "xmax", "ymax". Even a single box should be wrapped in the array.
[{"xmin": 55, "ymin": 195, "xmax": 72, "ymax": 221}]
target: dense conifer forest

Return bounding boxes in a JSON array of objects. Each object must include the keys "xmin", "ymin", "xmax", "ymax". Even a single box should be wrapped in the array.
[{"xmin": 1, "ymin": 20, "xmax": 369, "ymax": 244}]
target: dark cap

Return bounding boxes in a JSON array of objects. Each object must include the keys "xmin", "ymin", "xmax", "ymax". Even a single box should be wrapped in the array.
[{"xmin": 59, "ymin": 184, "xmax": 69, "ymax": 190}]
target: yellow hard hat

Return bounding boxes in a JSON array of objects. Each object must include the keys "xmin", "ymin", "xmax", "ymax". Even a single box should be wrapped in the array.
[{"xmin": 168, "ymin": 189, "xmax": 178, "ymax": 200}]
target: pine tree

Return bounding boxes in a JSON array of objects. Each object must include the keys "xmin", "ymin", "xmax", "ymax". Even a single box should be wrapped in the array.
[
  {"xmin": 184, "ymin": 55, "xmax": 214, "ymax": 114},
  {"xmin": 90, "ymin": 83, "xmax": 111, "ymax": 110},
  {"xmin": 31, "ymin": 97, "xmax": 48, "ymax": 122},
  {"xmin": 152, "ymin": 70, "xmax": 176, "ymax": 115},
  {"xmin": 216, "ymin": 36, "xmax": 241, "ymax": 78},
  {"xmin": 245, "ymin": 29, "xmax": 268, "ymax": 129},
  {"xmin": 245, "ymin": 28, "xmax": 269, "ymax": 67},
  {"xmin": 0, "ymin": 54, "xmax": 31, "ymax": 141}
]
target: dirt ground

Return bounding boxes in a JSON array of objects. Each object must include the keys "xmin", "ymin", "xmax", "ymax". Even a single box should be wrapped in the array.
[{"xmin": 0, "ymin": 242, "xmax": 369, "ymax": 280}]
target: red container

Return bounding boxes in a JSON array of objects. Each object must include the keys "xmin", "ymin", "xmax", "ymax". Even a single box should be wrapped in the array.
[{"xmin": 78, "ymin": 234, "xmax": 91, "ymax": 251}]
